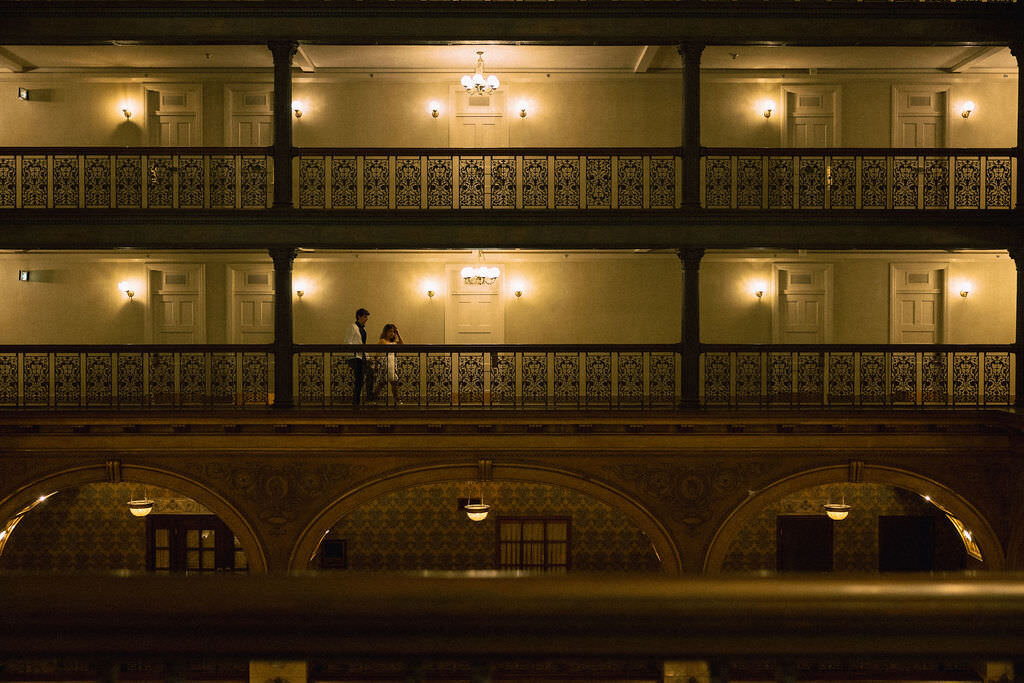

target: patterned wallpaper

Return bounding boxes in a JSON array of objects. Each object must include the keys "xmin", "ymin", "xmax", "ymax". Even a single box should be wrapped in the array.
[
  {"xmin": 323, "ymin": 481, "xmax": 662, "ymax": 572},
  {"xmin": 721, "ymin": 483, "xmax": 963, "ymax": 572},
  {"xmin": 0, "ymin": 482, "xmax": 212, "ymax": 572}
]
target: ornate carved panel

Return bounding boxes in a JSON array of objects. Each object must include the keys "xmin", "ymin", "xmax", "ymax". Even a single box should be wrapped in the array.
[
  {"xmin": 146, "ymin": 156, "xmax": 174, "ymax": 208},
  {"xmin": 180, "ymin": 352, "xmax": 208, "ymax": 405},
  {"xmin": 923, "ymin": 157, "xmax": 949, "ymax": 209},
  {"xmin": 649, "ymin": 352, "xmax": 676, "ymax": 405},
  {"xmin": 85, "ymin": 353, "xmax": 113, "ymax": 406},
  {"xmin": 985, "ymin": 158, "xmax": 1012, "ymax": 209},
  {"xmin": 983, "ymin": 353, "xmax": 1011, "ymax": 404},
  {"xmin": 298, "ymin": 157, "xmax": 326, "ymax": 209},
  {"xmin": 331, "ymin": 157, "xmax": 357, "ymax": 208},
  {"xmin": 116, "ymin": 353, "xmax": 144, "ymax": 406},
  {"xmin": 828, "ymin": 157, "xmax": 856, "ymax": 209},
  {"xmin": 921, "ymin": 352, "xmax": 947, "ymax": 404},
  {"xmin": 395, "ymin": 157, "xmax": 421, "ymax": 208},
  {"xmin": 0, "ymin": 156, "xmax": 15, "ymax": 207},
  {"xmin": 53, "ymin": 156, "xmax": 80, "ymax": 208},
  {"xmin": 892, "ymin": 158, "xmax": 920, "ymax": 209},
  {"xmin": 148, "ymin": 353, "xmax": 175, "ymax": 406},
  {"xmin": 617, "ymin": 157, "xmax": 643, "ymax": 209},
  {"xmin": 554, "ymin": 157, "xmax": 580, "ymax": 208},
  {"xmin": 797, "ymin": 157, "xmax": 825, "ymax": 209},
  {"xmin": 584, "ymin": 157, "xmax": 611, "ymax": 209},
  {"xmin": 736, "ymin": 157, "xmax": 762, "ymax": 209},
  {"xmin": 523, "ymin": 157, "xmax": 549, "ymax": 208},
  {"xmin": 649, "ymin": 157, "xmax": 675, "ymax": 208},
  {"xmin": 736, "ymin": 353, "xmax": 762, "ymax": 404},
  {"xmin": 952, "ymin": 353, "xmax": 980, "ymax": 406},
  {"xmin": 767, "ymin": 157, "xmax": 794, "ymax": 209},
  {"xmin": 425, "ymin": 353, "xmax": 452, "ymax": 406},
  {"xmin": 703, "ymin": 352, "xmax": 731, "ymax": 405},
  {"xmin": 522, "ymin": 352, "xmax": 548, "ymax": 405},
  {"xmin": 553, "ymin": 353, "xmax": 580, "ymax": 406},
  {"xmin": 21, "ymin": 156, "xmax": 47, "ymax": 208},
  {"xmin": 767, "ymin": 352, "xmax": 793, "ymax": 404},
  {"xmin": 704, "ymin": 157, "xmax": 731, "ymax": 209},
  {"xmin": 0, "ymin": 354, "xmax": 18, "ymax": 405},
  {"xmin": 426, "ymin": 157, "xmax": 453, "ymax": 208},
  {"xmin": 115, "ymin": 156, "xmax": 142, "ymax": 208},
  {"xmin": 297, "ymin": 353, "xmax": 325, "ymax": 405},
  {"xmin": 890, "ymin": 352, "xmax": 917, "ymax": 404},
  {"xmin": 458, "ymin": 158, "xmax": 485, "ymax": 208},
  {"xmin": 210, "ymin": 156, "xmax": 237, "ymax": 209},
  {"xmin": 396, "ymin": 353, "xmax": 420, "ymax": 405},
  {"xmin": 242, "ymin": 353, "xmax": 269, "ymax": 405},
  {"xmin": 491, "ymin": 352, "xmax": 516, "ymax": 406},
  {"xmin": 617, "ymin": 352, "xmax": 644, "ymax": 406},
  {"xmin": 211, "ymin": 353, "xmax": 236, "ymax": 404},
  {"xmin": 796, "ymin": 353, "xmax": 824, "ymax": 404},
  {"xmin": 363, "ymin": 157, "xmax": 390, "ymax": 209},
  {"xmin": 490, "ymin": 157, "xmax": 516, "ymax": 209},
  {"xmin": 860, "ymin": 157, "xmax": 887, "ymax": 209},
  {"xmin": 859, "ymin": 352, "xmax": 886, "ymax": 404},
  {"xmin": 54, "ymin": 353, "xmax": 81, "ymax": 406},
  {"xmin": 457, "ymin": 353, "xmax": 484, "ymax": 406},
  {"xmin": 330, "ymin": 353, "xmax": 355, "ymax": 405},
  {"xmin": 954, "ymin": 157, "xmax": 981, "ymax": 209},
  {"xmin": 584, "ymin": 352, "xmax": 612, "ymax": 406},
  {"xmin": 827, "ymin": 353, "xmax": 855, "ymax": 405},
  {"xmin": 23, "ymin": 353, "xmax": 49, "ymax": 405},
  {"xmin": 85, "ymin": 156, "xmax": 112, "ymax": 208},
  {"xmin": 177, "ymin": 156, "xmax": 205, "ymax": 208}
]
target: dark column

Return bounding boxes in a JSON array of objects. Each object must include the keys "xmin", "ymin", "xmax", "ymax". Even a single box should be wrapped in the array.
[
  {"xmin": 269, "ymin": 40, "xmax": 298, "ymax": 209},
  {"xmin": 1012, "ymin": 249, "xmax": 1024, "ymax": 407},
  {"xmin": 679, "ymin": 248, "xmax": 705, "ymax": 408},
  {"xmin": 271, "ymin": 247, "xmax": 298, "ymax": 409},
  {"xmin": 1012, "ymin": 43, "xmax": 1024, "ymax": 211},
  {"xmin": 678, "ymin": 43, "xmax": 704, "ymax": 210}
]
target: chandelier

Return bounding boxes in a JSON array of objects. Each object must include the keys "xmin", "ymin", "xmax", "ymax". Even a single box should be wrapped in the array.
[
  {"xmin": 461, "ymin": 51, "xmax": 500, "ymax": 96},
  {"xmin": 461, "ymin": 266, "xmax": 500, "ymax": 285}
]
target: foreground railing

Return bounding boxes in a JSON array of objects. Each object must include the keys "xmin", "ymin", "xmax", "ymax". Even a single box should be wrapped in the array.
[
  {"xmin": 295, "ymin": 344, "xmax": 680, "ymax": 409},
  {"xmin": 701, "ymin": 344, "xmax": 1015, "ymax": 407},
  {"xmin": 702, "ymin": 148, "xmax": 1017, "ymax": 210},
  {"xmin": 0, "ymin": 147, "xmax": 272, "ymax": 209},
  {"xmin": 295, "ymin": 148, "xmax": 682, "ymax": 209},
  {"xmin": 0, "ymin": 345, "xmax": 274, "ymax": 408}
]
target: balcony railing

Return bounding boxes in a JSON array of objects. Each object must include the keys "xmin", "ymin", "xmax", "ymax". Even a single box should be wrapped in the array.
[
  {"xmin": 3, "ymin": 147, "xmax": 1019, "ymax": 212},
  {"xmin": 294, "ymin": 344, "xmax": 681, "ymax": 409},
  {"xmin": 702, "ymin": 148, "xmax": 1017, "ymax": 210},
  {"xmin": 0, "ymin": 345, "xmax": 274, "ymax": 409},
  {"xmin": 0, "ymin": 343, "xmax": 1014, "ymax": 411},
  {"xmin": 701, "ymin": 344, "xmax": 1015, "ymax": 407},
  {"xmin": 294, "ymin": 148, "xmax": 682, "ymax": 210},
  {"xmin": 0, "ymin": 147, "xmax": 272, "ymax": 209}
]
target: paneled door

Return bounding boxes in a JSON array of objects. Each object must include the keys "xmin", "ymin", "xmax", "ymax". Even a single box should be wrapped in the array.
[
  {"xmin": 772, "ymin": 264, "xmax": 833, "ymax": 343},
  {"xmin": 890, "ymin": 264, "xmax": 946, "ymax": 343},
  {"xmin": 893, "ymin": 87, "xmax": 947, "ymax": 148},
  {"xmin": 226, "ymin": 86, "xmax": 274, "ymax": 146},
  {"xmin": 444, "ymin": 263, "xmax": 505, "ymax": 343},
  {"xmin": 783, "ymin": 86, "xmax": 839, "ymax": 147},
  {"xmin": 147, "ymin": 86, "xmax": 202, "ymax": 146},
  {"xmin": 147, "ymin": 264, "xmax": 206, "ymax": 343},
  {"xmin": 228, "ymin": 265, "xmax": 274, "ymax": 343},
  {"xmin": 449, "ymin": 87, "xmax": 507, "ymax": 148}
]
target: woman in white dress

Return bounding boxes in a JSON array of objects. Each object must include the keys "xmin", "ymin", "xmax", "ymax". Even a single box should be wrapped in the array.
[{"xmin": 377, "ymin": 323, "xmax": 403, "ymax": 404}]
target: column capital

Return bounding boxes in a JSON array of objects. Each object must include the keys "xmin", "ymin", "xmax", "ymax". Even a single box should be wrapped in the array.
[
  {"xmin": 269, "ymin": 247, "xmax": 298, "ymax": 270},
  {"xmin": 677, "ymin": 247, "xmax": 705, "ymax": 271},
  {"xmin": 267, "ymin": 40, "xmax": 299, "ymax": 64},
  {"xmin": 676, "ymin": 43, "xmax": 706, "ymax": 62},
  {"xmin": 1009, "ymin": 42, "xmax": 1024, "ymax": 63},
  {"xmin": 1009, "ymin": 248, "xmax": 1024, "ymax": 270}
]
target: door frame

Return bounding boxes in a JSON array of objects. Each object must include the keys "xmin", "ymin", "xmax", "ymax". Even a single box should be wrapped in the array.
[
  {"xmin": 770, "ymin": 262, "xmax": 834, "ymax": 343},
  {"xmin": 226, "ymin": 263, "xmax": 275, "ymax": 344},
  {"xmin": 224, "ymin": 83, "xmax": 274, "ymax": 146},
  {"xmin": 144, "ymin": 83, "xmax": 203, "ymax": 146},
  {"xmin": 779, "ymin": 85, "xmax": 841, "ymax": 147},
  {"xmin": 890, "ymin": 85, "xmax": 951, "ymax": 148},
  {"xmin": 443, "ymin": 262, "xmax": 505, "ymax": 343},
  {"xmin": 889, "ymin": 262, "xmax": 949, "ymax": 344},
  {"xmin": 144, "ymin": 263, "xmax": 207, "ymax": 343}
]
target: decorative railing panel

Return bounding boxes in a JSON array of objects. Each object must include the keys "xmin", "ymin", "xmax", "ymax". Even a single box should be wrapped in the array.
[
  {"xmin": 702, "ymin": 149, "xmax": 1016, "ymax": 210},
  {"xmin": 0, "ymin": 346, "xmax": 273, "ymax": 408},
  {"xmin": 294, "ymin": 149, "xmax": 682, "ymax": 210},
  {"xmin": 294, "ymin": 344, "xmax": 680, "ymax": 409},
  {"xmin": 0, "ymin": 148, "xmax": 271, "ymax": 209},
  {"xmin": 701, "ymin": 345, "xmax": 1014, "ymax": 407}
]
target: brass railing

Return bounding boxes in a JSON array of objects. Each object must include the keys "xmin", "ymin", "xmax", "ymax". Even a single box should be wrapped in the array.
[
  {"xmin": 701, "ymin": 148, "xmax": 1017, "ymax": 210},
  {"xmin": 0, "ymin": 147, "xmax": 272, "ymax": 209},
  {"xmin": 294, "ymin": 147, "xmax": 682, "ymax": 210},
  {"xmin": 701, "ymin": 344, "xmax": 1015, "ymax": 407}
]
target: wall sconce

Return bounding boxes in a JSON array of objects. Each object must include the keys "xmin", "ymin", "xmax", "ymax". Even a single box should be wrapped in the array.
[
  {"xmin": 117, "ymin": 280, "xmax": 135, "ymax": 301},
  {"xmin": 17, "ymin": 87, "xmax": 29, "ymax": 101},
  {"xmin": 513, "ymin": 289, "xmax": 523, "ymax": 299},
  {"xmin": 961, "ymin": 101, "xmax": 975, "ymax": 119},
  {"xmin": 518, "ymin": 100, "xmax": 529, "ymax": 118},
  {"xmin": 292, "ymin": 100, "xmax": 304, "ymax": 118},
  {"xmin": 428, "ymin": 101, "xmax": 441, "ymax": 119},
  {"xmin": 761, "ymin": 99, "xmax": 776, "ymax": 119},
  {"xmin": 295, "ymin": 288, "xmax": 304, "ymax": 299},
  {"xmin": 751, "ymin": 281, "xmax": 767, "ymax": 299},
  {"xmin": 959, "ymin": 285, "xmax": 971, "ymax": 298},
  {"xmin": 294, "ymin": 279, "xmax": 308, "ymax": 299},
  {"xmin": 121, "ymin": 107, "xmax": 133, "ymax": 121},
  {"xmin": 18, "ymin": 270, "xmax": 30, "ymax": 282},
  {"xmin": 426, "ymin": 289, "xmax": 436, "ymax": 299}
]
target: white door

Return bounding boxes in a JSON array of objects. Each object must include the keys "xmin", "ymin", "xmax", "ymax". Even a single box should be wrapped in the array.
[
  {"xmin": 772, "ymin": 264, "xmax": 833, "ymax": 343},
  {"xmin": 148, "ymin": 86, "xmax": 202, "ymax": 146},
  {"xmin": 228, "ymin": 265, "xmax": 275, "ymax": 343},
  {"xmin": 226, "ymin": 87, "xmax": 274, "ymax": 146},
  {"xmin": 232, "ymin": 116, "xmax": 273, "ymax": 146},
  {"xmin": 148, "ymin": 265, "xmax": 206, "ymax": 343},
  {"xmin": 158, "ymin": 115, "xmax": 198, "ymax": 146},
  {"xmin": 444, "ymin": 264, "xmax": 505, "ymax": 343},
  {"xmin": 893, "ymin": 88, "xmax": 947, "ymax": 148},
  {"xmin": 784, "ymin": 87, "xmax": 838, "ymax": 148},
  {"xmin": 449, "ymin": 88, "xmax": 507, "ymax": 148},
  {"xmin": 891, "ymin": 265, "xmax": 946, "ymax": 343}
]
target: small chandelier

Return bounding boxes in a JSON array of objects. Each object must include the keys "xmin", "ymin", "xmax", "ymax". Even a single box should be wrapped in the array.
[
  {"xmin": 824, "ymin": 496, "xmax": 851, "ymax": 521},
  {"xmin": 127, "ymin": 485, "xmax": 154, "ymax": 517},
  {"xmin": 461, "ymin": 51, "xmax": 500, "ymax": 96},
  {"xmin": 464, "ymin": 501, "xmax": 491, "ymax": 522},
  {"xmin": 462, "ymin": 266, "xmax": 500, "ymax": 285}
]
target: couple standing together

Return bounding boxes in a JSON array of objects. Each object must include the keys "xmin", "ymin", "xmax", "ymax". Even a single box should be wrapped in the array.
[{"xmin": 344, "ymin": 308, "xmax": 403, "ymax": 406}]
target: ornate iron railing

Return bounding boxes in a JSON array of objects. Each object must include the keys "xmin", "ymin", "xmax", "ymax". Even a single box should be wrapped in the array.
[
  {"xmin": 294, "ymin": 148, "xmax": 682, "ymax": 209},
  {"xmin": 294, "ymin": 344, "xmax": 680, "ymax": 409},
  {"xmin": 0, "ymin": 346, "xmax": 274, "ymax": 408},
  {"xmin": 701, "ymin": 148, "xmax": 1017, "ymax": 210},
  {"xmin": 0, "ymin": 147, "xmax": 272, "ymax": 209},
  {"xmin": 701, "ymin": 344, "xmax": 1014, "ymax": 407}
]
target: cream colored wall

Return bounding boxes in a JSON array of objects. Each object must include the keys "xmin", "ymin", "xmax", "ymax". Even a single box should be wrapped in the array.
[
  {"xmin": 0, "ymin": 253, "xmax": 1013, "ymax": 345},
  {"xmin": 1, "ymin": 74, "xmax": 1015, "ymax": 148}
]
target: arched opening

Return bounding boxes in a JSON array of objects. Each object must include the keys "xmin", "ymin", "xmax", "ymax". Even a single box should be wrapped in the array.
[
  {"xmin": 0, "ymin": 466, "xmax": 266, "ymax": 573},
  {"xmin": 291, "ymin": 463, "xmax": 680, "ymax": 573},
  {"xmin": 704, "ymin": 465, "xmax": 1003, "ymax": 573}
]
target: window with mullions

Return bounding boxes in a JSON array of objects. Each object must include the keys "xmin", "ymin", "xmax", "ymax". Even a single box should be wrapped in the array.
[
  {"xmin": 496, "ymin": 517, "xmax": 570, "ymax": 573},
  {"xmin": 146, "ymin": 515, "xmax": 247, "ymax": 574}
]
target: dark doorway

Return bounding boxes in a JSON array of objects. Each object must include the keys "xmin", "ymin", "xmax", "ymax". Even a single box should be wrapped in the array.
[
  {"xmin": 879, "ymin": 515, "xmax": 935, "ymax": 571},
  {"xmin": 776, "ymin": 515, "xmax": 833, "ymax": 572}
]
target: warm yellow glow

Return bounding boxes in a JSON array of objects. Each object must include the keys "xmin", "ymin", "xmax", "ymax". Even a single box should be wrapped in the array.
[
  {"xmin": 292, "ymin": 100, "xmax": 304, "ymax": 118},
  {"xmin": 117, "ymin": 280, "xmax": 136, "ymax": 301},
  {"xmin": 461, "ymin": 266, "xmax": 500, "ymax": 285},
  {"xmin": 127, "ymin": 499, "xmax": 154, "ymax": 517},
  {"xmin": 961, "ymin": 101, "xmax": 976, "ymax": 119},
  {"xmin": 464, "ymin": 502, "xmax": 491, "ymax": 522},
  {"xmin": 518, "ymin": 100, "xmax": 529, "ymax": 118},
  {"xmin": 294, "ymin": 279, "xmax": 309, "ymax": 299},
  {"xmin": 119, "ymin": 102, "xmax": 134, "ymax": 121},
  {"xmin": 824, "ymin": 503, "xmax": 851, "ymax": 521},
  {"xmin": 761, "ymin": 99, "xmax": 776, "ymax": 119},
  {"xmin": 511, "ymin": 281, "xmax": 526, "ymax": 299},
  {"xmin": 957, "ymin": 281, "xmax": 972, "ymax": 298},
  {"xmin": 428, "ymin": 101, "xmax": 441, "ymax": 118},
  {"xmin": 751, "ymin": 280, "xmax": 767, "ymax": 299}
]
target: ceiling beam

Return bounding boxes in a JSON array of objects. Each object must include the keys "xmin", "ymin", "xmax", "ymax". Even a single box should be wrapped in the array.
[
  {"xmin": 0, "ymin": 46, "xmax": 30, "ymax": 72},
  {"xmin": 633, "ymin": 45, "xmax": 659, "ymax": 74},
  {"xmin": 944, "ymin": 46, "xmax": 1004, "ymax": 73},
  {"xmin": 294, "ymin": 44, "xmax": 315, "ymax": 73}
]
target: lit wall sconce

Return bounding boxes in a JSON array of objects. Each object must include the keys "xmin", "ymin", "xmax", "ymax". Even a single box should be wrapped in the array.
[
  {"xmin": 292, "ymin": 100, "xmax": 304, "ymax": 118},
  {"xmin": 751, "ymin": 281, "xmax": 767, "ymax": 299},
  {"xmin": 511, "ymin": 281, "xmax": 525, "ymax": 299},
  {"xmin": 18, "ymin": 270, "xmax": 30, "ymax": 282},
  {"xmin": 518, "ymin": 100, "xmax": 529, "ymax": 118},
  {"xmin": 961, "ymin": 101, "xmax": 975, "ymax": 119},
  {"xmin": 428, "ymin": 101, "xmax": 441, "ymax": 119},
  {"xmin": 761, "ymin": 99, "xmax": 776, "ymax": 119},
  {"xmin": 121, "ymin": 107, "xmax": 133, "ymax": 121},
  {"xmin": 117, "ymin": 280, "xmax": 135, "ymax": 301},
  {"xmin": 959, "ymin": 284, "xmax": 971, "ymax": 298},
  {"xmin": 17, "ymin": 87, "xmax": 29, "ymax": 101},
  {"xmin": 294, "ymin": 279, "xmax": 308, "ymax": 299},
  {"xmin": 513, "ymin": 289, "xmax": 523, "ymax": 299}
]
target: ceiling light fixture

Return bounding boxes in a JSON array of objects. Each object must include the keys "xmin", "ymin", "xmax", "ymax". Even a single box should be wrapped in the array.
[
  {"xmin": 462, "ymin": 266, "xmax": 499, "ymax": 285},
  {"xmin": 461, "ymin": 51, "xmax": 500, "ymax": 96},
  {"xmin": 824, "ymin": 496, "xmax": 851, "ymax": 521},
  {"xmin": 127, "ymin": 486, "xmax": 154, "ymax": 517}
]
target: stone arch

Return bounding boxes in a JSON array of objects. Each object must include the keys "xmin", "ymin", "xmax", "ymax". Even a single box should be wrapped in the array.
[
  {"xmin": 703, "ymin": 464, "xmax": 1004, "ymax": 573},
  {"xmin": 290, "ymin": 461, "xmax": 682, "ymax": 573},
  {"xmin": 0, "ymin": 463, "xmax": 267, "ymax": 573}
]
